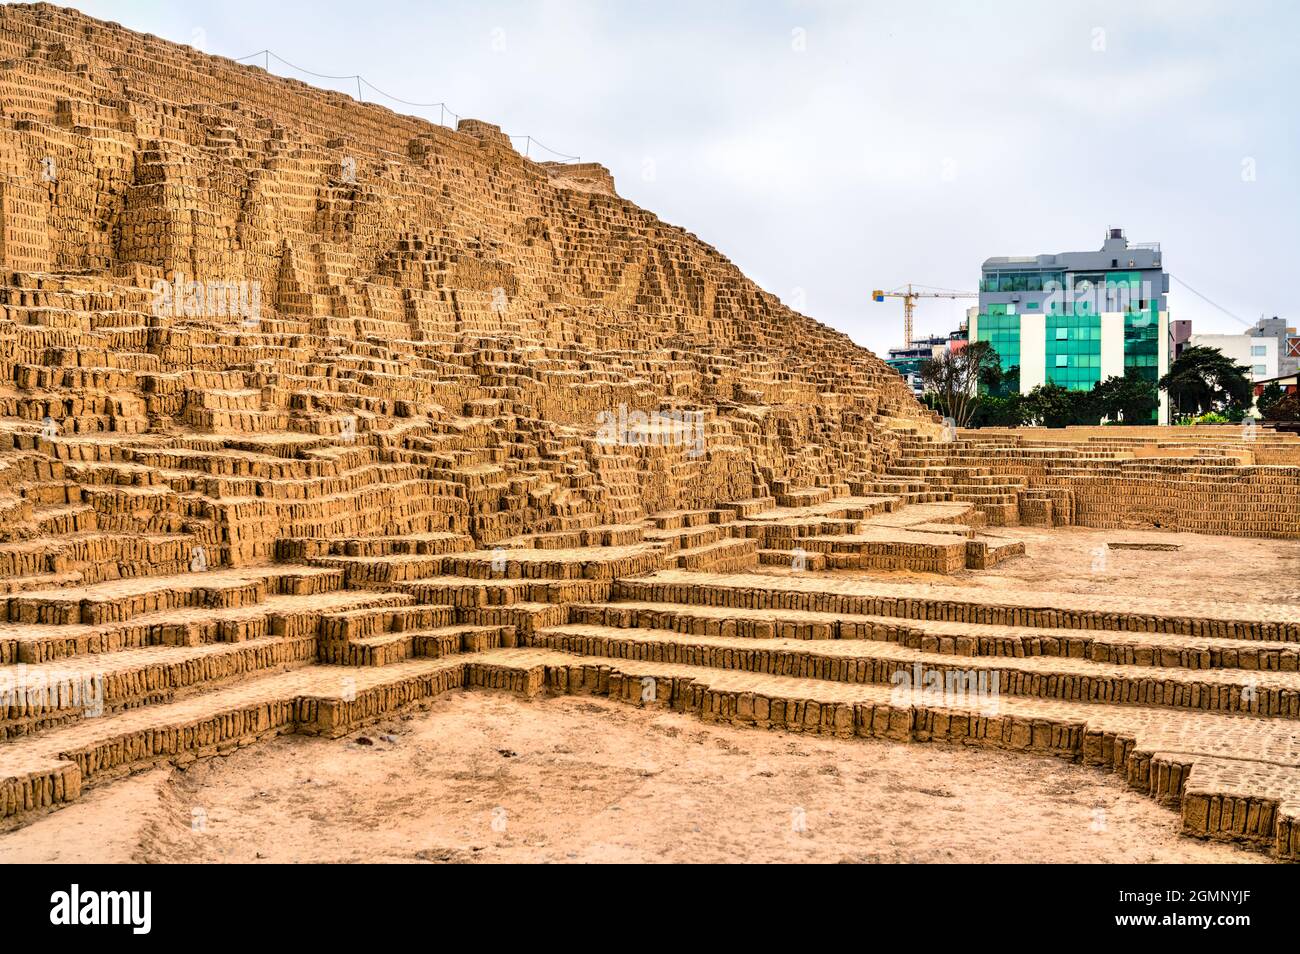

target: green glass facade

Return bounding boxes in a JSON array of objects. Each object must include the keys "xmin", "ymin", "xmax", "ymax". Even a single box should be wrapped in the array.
[
  {"xmin": 1124, "ymin": 305, "xmax": 1161, "ymax": 380},
  {"xmin": 978, "ymin": 269, "xmax": 1161, "ymax": 399},
  {"xmin": 975, "ymin": 305, "xmax": 1020, "ymax": 371},
  {"xmin": 1124, "ymin": 303, "xmax": 1161, "ymax": 422},
  {"xmin": 1045, "ymin": 311, "xmax": 1101, "ymax": 389}
]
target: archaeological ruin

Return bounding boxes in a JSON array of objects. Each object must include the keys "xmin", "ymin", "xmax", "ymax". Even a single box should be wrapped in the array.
[{"xmin": 1, "ymin": 4, "xmax": 1299, "ymax": 860}]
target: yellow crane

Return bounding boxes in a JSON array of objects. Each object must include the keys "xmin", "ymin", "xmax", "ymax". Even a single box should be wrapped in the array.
[{"xmin": 872, "ymin": 284, "xmax": 977, "ymax": 350}]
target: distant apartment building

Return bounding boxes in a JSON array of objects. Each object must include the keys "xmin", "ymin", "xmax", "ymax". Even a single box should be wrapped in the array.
[
  {"xmin": 1187, "ymin": 333, "xmax": 1275, "ymax": 382},
  {"xmin": 885, "ymin": 315, "xmax": 970, "ymax": 396},
  {"xmin": 1170, "ymin": 319, "xmax": 1193, "ymax": 361},
  {"xmin": 971, "ymin": 228, "xmax": 1170, "ymax": 423},
  {"xmin": 1246, "ymin": 316, "xmax": 1299, "ymax": 377},
  {"xmin": 1188, "ymin": 327, "xmax": 1285, "ymax": 383}
]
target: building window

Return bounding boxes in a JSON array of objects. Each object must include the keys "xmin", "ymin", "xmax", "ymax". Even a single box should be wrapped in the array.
[
  {"xmin": 1056, "ymin": 327, "xmax": 1068, "ymax": 340},
  {"xmin": 1253, "ymin": 364, "xmax": 1267, "ymax": 376},
  {"xmin": 1056, "ymin": 354, "xmax": 1068, "ymax": 368},
  {"xmin": 1251, "ymin": 345, "xmax": 1267, "ymax": 356}
]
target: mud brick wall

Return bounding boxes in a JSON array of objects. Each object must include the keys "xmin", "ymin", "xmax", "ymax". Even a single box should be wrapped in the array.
[
  {"xmin": 0, "ymin": 634, "xmax": 318, "ymax": 739},
  {"xmin": 888, "ymin": 429, "xmax": 1300, "ymax": 539},
  {"xmin": 613, "ymin": 577, "xmax": 1300, "ymax": 641},
  {"xmin": 0, "ymin": 3, "xmax": 945, "ymax": 581}
]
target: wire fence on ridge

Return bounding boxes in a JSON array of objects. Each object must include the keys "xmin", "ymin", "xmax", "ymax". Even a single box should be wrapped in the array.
[{"xmin": 223, "ymin": 47, "xmax": 579, "ymax": 162}]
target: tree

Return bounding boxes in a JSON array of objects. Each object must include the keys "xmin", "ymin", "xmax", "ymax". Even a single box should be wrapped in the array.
[
  {"xmin": 1024, "ymin": 382, "xmax": 1101, "ymax": 427},
  {"xmin": 1257, "ymin": 382, "xmax": 1285, "ymax": 418},
  {"xmin": 968, "ymin": 393, "xmax": 1028, "ymax": 427},
  {"xmin": 978, "ymin": 361, "xmax": 1019, "ymax": 398},
  {"xmin": 1095, "ymin": 369, "xmax": 1159, "ymax": 424},
  {"xmin": 1262, "ymin": 391, "xmax": 1300, "ymax": 423},
  {"xmin": 919, "ymin": 340, "xmax": 1002, "ymax": 428},
  {"xmin": 1158, "ymin": 345, "xmax": 1253, "ymax": 418}
]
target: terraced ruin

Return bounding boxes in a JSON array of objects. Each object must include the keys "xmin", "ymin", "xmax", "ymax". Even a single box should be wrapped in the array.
[{"xmin": 1, "ymin": 4, "xmax": 1299, "ymax": 861}]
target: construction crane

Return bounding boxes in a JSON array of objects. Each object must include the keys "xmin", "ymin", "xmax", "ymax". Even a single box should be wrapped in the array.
[{"xmin": 872, "ymin": 284, "xmax": 977, "ymax": 350}]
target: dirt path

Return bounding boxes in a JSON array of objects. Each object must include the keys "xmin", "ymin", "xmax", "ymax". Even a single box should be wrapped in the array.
[{"xmin": 0, "ymin": 691, "xmax": 1262, "ymax": 864}]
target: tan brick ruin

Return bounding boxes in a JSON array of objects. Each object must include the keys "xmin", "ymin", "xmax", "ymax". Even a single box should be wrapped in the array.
[{"xmin": 1, "ymin": 4, "xmax": 1299, "ymax": 861}]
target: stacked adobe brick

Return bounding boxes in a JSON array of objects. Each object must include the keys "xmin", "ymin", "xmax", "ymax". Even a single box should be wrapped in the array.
[{"xmin": 0, "ymin": 3, "xmax": 937, "ymax": 581}]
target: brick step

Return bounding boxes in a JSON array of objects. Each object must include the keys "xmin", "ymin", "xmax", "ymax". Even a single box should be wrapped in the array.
[
  {"xmin": 306, "ymin": 554, "xmax": 450, "ymax": 587},
  {"xmin": 532, "ymin": 623, "xmax": 1300, "ymax": 718},
  {"xmin": 18, "ymin": 480, "xmax": 83, "ymax": 507},
  {"xmin": 566, "ymin": 600, "xmax": 1300, "ymax": 670},
  {"xmin": 0, "ymin": 657, "xmax": 477, "ymax": 824},
  {"xmin": 0, "ymin": 531, "xmax": 205, "ymax": 584},
  {"xmin": 459, "ymin": 602, "xmax": 569, "ymax": 636},
  {"xmin": 646, "ymin": 508, "xmax": 736, "ymax": 530},
  {"xmin": 0, "ymin": 589, "xmax": 412, "ymax": 664},
  {"xmin": 737, "ymin": 495, "xmax": 897, "ymax": 523},
  {"xmin": 798, "ymin": 527, "xmax": 973, "ymax": 573},
  {"xmin": 614, "ymin": 572, "xmax": 1300, "ymax": 642},
  {"xmin": 0, "ymin": 634, "xmax": 317, "ymax": 740},
  {"xmin": 326, "ymin": 624, "xmax": 517, "ymax": 666},
  {"xmin": 642, "ymin": 523, "xmax": 730, "ymax": 551},
  {"xmin": 278, "ymin": 531, "xmax": 475, "ymax": 561},
  {"xmin": 943, "ymin": 489, "xmax": 1022, "ymax": 504},
  {"xmin": 773, "ymin": 487, "xmax": 833, "ymax": 508},
  {"xmin": 440, "ymin": 544, "xmax": 663, "ymax": 580},
  {"xmin": 32, "ymin": 503, "xmax": 98, "ymax": 536},
  {"xmin": 891, "ymin": 465, "xmax": 993, "ymax": 478},
  {"xmin": 668, "ymin": 537, "xmax": 759, "ymax": 572},
  {"xmin": 733, "ymin": 518, "xmax": 862, "ymax": 545},
  {"xmin": 3, "ymin": 567, "xmax": 346, "ymax": 626},
  {"xmin": 966, "ymin": 537, "xmax": 1027, "ymax": 569},
  {"xmin": 318, "ymin": 603, "xmax": 455, "ymax": 642},
  {"xmin": 0, "ymin": 572, "xmax": 86, "ymax": 596},
  {"xmin": 721, "ymin": 497, "xmax": 776, "ymax": 518},
  {"xmin": 758, "ymin": 548, "xmax": 829, "ymax": 571},
  {"xmin": 863, "ymin": 500, "xmax": 977, "ymax": 525},
  {"xmin": 393, "ymin": 576, "xmax": 614, "ymax": 608},
  {"xmin": 969, "ymin": 502, "xmax": 1021, "ymax": 526},
  {"xmin": 493, "ymin": 524, "xmax": 646, "ymax": 549}
]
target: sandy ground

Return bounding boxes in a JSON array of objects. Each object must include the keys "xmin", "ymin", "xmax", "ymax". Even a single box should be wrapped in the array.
[
  {"xmin": 762, "ymin": 524, "xmax": 1300, "ymax": 605},
  {"xmin": 0, "ymin": 525, "xmax": 1289, "ymax": 864},
  {"xmin": 966, "ymin": 525, "xmax": 1300, "ymax": 603},
  {"xmin": 0, "ymin": 690, "xmax": 1261, "ymax": 864}
]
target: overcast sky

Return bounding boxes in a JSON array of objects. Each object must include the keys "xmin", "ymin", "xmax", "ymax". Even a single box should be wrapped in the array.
[{"xmin": 76, "ymin": 0, "xmax": 1300, "ymax": 357}]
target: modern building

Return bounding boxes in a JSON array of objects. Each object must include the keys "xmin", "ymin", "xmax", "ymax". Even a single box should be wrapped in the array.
[
  {"xmin": 972, "ymin": 228, "xmax": 1170, "ymax": 422},
  {"xmin": 1245, "ymin": 316, "xmax": 1299, "ymax": 377},
  {"xmin": 885, "ymin": 317, "xmax": 970, "ymax": 396},
  {"xmin": 1185, "ymin": 317, "xmax": 1297, "ymax": 389},
  {"xmin": 1187, "ymin": 332, "xmax": 1279, "ymax": 383},
  {"xmin": 1170, "ymin": 319, "xmax": 1193, "ymax": 361}
]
